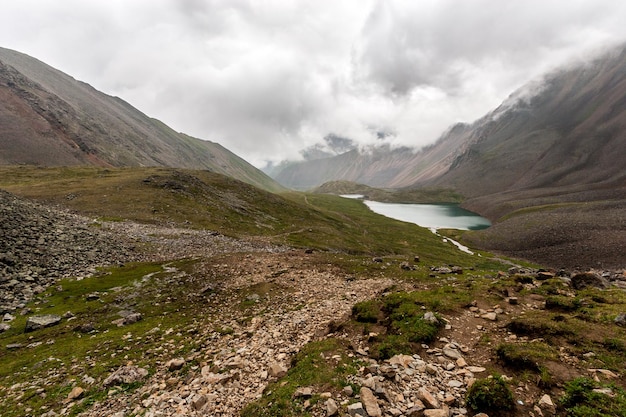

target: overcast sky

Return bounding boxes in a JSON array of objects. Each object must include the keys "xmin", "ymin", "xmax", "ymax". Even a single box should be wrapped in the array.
[{"xmin": 2, "ymin": 1, "xmax": 626, "ymax": 167}]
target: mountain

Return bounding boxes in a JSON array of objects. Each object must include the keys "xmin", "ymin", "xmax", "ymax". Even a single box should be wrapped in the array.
[
  {"xmin": 430, "ymin": 46, "xmax": 626, "ymax": 201},
  {"xmin": 434, "ymin": 46, "xmax": 626, "ymax": 269},
  {"xmin": 0, "ymin": 47, "xmax": 284, "ymax": 193},
  {"xmin": 269, "ymin": 45, "xmax": 626, "ymax": 196},
  {"xmin": 263, "ymin": 134, "xmax": 359, "ymax": 188},
  {"xmin": 269, "ymin": 122, "xmax": 483, "ymax": 190}
]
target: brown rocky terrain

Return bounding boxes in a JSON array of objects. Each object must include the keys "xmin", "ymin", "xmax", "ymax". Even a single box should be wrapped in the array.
[
  {"xmin": 1, "ymin": 188, "xmax": 625, "ymax": 417},
  {"xmin": 0, "ymin": 190, "xmax": 135, "ymax": 313}
]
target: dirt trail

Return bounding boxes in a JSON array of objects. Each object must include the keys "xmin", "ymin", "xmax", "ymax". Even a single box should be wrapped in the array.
[{"xmin": 83, "ymin": 243, "xmax": 393, "ymax": 416}]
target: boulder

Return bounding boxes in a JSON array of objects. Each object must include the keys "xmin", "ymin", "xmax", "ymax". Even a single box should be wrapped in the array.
[
  {"xmin": 388, "ymin": 354, "xmax": 413, "ymax": 367},
  {"xmin": 614, "ymin": 313, "xmax": 626, "ymax": 327},
  {"xmin": 123, "ymin": 312, "xmax": 143, "ymax": 325},
  {"xmin": 571, "ymin": 272, "xmax": 609, "ymax": 290},
  {"xmin": 25, "ymin": 314, "xmax": 61, "ymax": 332},
  {"xmin": 481, "ymin": 312, "xmax": 497, "ymax": 321},
  {"xmin": 166, "ymin": 357, "xmax": 185, "ymax": 371},
  {"xmin": 294, "ymin": 387, "xmax": 313, "ymax": 398},
  {"xmin": 423, "ymin": 409, "xmax": 450, "ymax": 417},
  {"xmin": 443, "ymin": 347, "xmax": 462, "ymax": 360},
  {"xmin": 538, "ymin": 393, "xmax": 556, "ymax": 415},
  {"xmin": 325, "ymin": 398, "xmax": 338, "ymax": 416},
  {"xmin": 67, "ymin": 386, "xmax": 84, "ymax": 400},
  {"xmin": 360, "ymin": 387, "xmax": 382, "ymax": 417},
  {"xmin": 407, "ymin": 401, "xmax": 425, "ymax": 416},
  {"xmin": 268, "ymin": 361, "xmax": 287, "ymax": 378},
  {"xmin": 191, "ymin": 394, "xmax": 208, "ymax": 411},
  {"xmin": 418, "ymin": 388, "xmax": 440, "ymax": 409},
  {"xmin": 536, "ymin": 271, "xmax": 555, "ymax": 280},
  {"xmin": 347, "ymin": 402, "xmax": 367, "ymax": 416},
  {"xmin": 400, "ymin": 262, "xmax": 415, "ymax": 271},
  {"xmin": 423, "ymin": 311, "xmax": 439, "ymax": 324}
]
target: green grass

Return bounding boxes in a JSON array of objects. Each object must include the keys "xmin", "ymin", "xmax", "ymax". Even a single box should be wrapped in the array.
[
  {"xmin": 466, "ymin": 375, "xmax": 515, "ymax": 416},
  {"xmin": 496, "ymin": 342, "xmax": 558, "ymax": 371},
  {"xmin": 560, "ymin": 377, "xmax": 626, "ymax": 417},
  {"xmin": 349, "ymin": 288, "xmax": 471, "ymax": 359},
  {"xmin": 506, "ymin": 283, "xmax": 626, "ymax": 375},
  {"xmin": 241, "ymin": 338, "xmax": 360, "ymax": 417},
  {"xmin": 0, "ymin": 259, "xmax": 214, "ymax": 417}
]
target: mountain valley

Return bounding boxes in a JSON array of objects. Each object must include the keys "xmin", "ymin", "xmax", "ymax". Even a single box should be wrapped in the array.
[{"xmin": 1, "ymin": 44, "xmax": 626, "ymax": 417}]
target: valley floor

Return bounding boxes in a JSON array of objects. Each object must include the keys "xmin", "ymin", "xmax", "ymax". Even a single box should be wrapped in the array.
[{"xmin": 2, "ymin": 192, "xmax": 626, "ymax": 417}]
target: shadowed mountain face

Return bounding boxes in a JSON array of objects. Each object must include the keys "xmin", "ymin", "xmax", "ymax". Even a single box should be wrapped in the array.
[
  {"xmin": 431, "ymin": 46, "xmax": 626, "ymax": 198},
  {"xmin": 0, "ymin": 47, "xmax": 283, "ymax": 193}
]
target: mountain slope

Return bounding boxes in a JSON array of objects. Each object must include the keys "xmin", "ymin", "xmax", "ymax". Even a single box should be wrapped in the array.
[
  {"xmin": 270, "ymin": 45, "xmax": 626, "ymax": 196},
  {"xmin": 270, "ymin": 44, "xmax": 626, "ymax": 268},
  {"xmin": 433, "ymin": 46, "xmax": 626, "ymax": 269},
  {"xmin": 430, "ymin": 46, "xmax": 626, "ymax": 198},
  {"xmin": 0, "ymin": 47, "xmax": 283, "ymax": 193},
  {"xmin": 272, "ymin": 128, "xmax": 471, "ymax": 190}
]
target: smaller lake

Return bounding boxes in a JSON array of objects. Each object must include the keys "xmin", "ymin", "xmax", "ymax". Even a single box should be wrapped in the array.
[{"xmin": 362, "ymin": 200, "xmax": 491, "ymax": 231}]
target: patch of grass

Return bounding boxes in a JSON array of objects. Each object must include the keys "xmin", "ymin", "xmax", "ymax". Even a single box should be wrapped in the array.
[
  {"xmin": 241, "ymin": 338, "xmax": 360, "ymax": 417},
  {"xmin": 560, "ymin": 377, "xmax": 626, "ymax": 417},
  {"xmin": 349, "ymin": 290, "xmax": 461, "ymax": 359},
  {"xmin": 352, "ymin": 300, "xmax": 381, "ymax": 323},
  {"xmin": 603, "ymin": 338, "xmax": 626, "ymax": 353},
  {"xmin": 382, "ymin": 285, "xmax": 472, "ymax": 313},
  {"xmin": 496, "ymin": 342, "xmax": 558, "ymax": 372},
  {"xmin": 544, "ymin": 296, "xmax": 583, "ymax": 312},
  {"xmin": 0, "ymin": 259, "xmax": 215, "ymax": 417},
  {"xmin": 466, "ymin": 375, "xmax": 515, "ymax": 416},
  {"xmin": 507, "ymin": 316, "xmax": 576, "ymax": 338}
]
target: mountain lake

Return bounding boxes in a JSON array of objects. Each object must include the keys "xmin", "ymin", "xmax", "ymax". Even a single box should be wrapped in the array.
[{"xmin": 341, "ymin": 195, "xmax": 491, "ymax": 231}]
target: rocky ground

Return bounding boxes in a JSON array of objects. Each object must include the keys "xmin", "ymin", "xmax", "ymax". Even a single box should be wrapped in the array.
[
  {"xmin": 2, "ymin": 189, "xmax": 625, "ymax": 417},
  {"xmin": 0, "ymin": 190, "xmax": 135, "ymax": 313}
]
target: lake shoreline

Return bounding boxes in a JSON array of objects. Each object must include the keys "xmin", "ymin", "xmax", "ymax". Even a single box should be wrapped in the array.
[{"xmin": 340, "ymin": 195, "xmax": 491, "ymax": 231}]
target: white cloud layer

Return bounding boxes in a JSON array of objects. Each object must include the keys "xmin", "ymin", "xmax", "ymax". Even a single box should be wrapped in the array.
[{"xmin": 2, "ymin": 0, "xmax": 626, "ymax": 166}]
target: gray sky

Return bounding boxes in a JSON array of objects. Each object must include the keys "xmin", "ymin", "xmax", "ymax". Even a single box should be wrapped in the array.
[{"xmin": 1, "ymin": 0, "xmax": 626, "ymax": 167}]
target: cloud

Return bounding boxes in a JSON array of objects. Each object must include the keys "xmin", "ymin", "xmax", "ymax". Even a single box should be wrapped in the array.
[{"xmin": 1, "ymin": 0, "xmax": 626, "ymax": 166}]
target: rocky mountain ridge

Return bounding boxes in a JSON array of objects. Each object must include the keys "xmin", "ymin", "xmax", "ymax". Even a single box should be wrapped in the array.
[{"xmin": 0, "ymin": 47, "xmax": 283, "ymax": 193}]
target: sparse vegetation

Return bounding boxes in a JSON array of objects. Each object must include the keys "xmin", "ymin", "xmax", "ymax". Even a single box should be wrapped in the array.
[
  {"xmin": 560, "ymin": 377, "xmax": 626, "ymax": 417},
  {"xmin": 465, "ymin": 375, "xmax": 515, "ymax": 416},
  {"xmin": 240, "ymin": 338, "xmax": 360, "ymax": 417},
  {"xmin": 496, "ymin": 342, "xmax": 558, "ymax": 371}
]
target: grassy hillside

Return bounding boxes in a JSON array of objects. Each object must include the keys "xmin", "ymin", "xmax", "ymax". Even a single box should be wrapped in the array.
[
  {"xmin": 0, "ymin": 166, "xmax": 469, "ymax": 262},
  {"xmin": 313, "ymin": 180, "xmax": 463, "ymax": 203}
]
